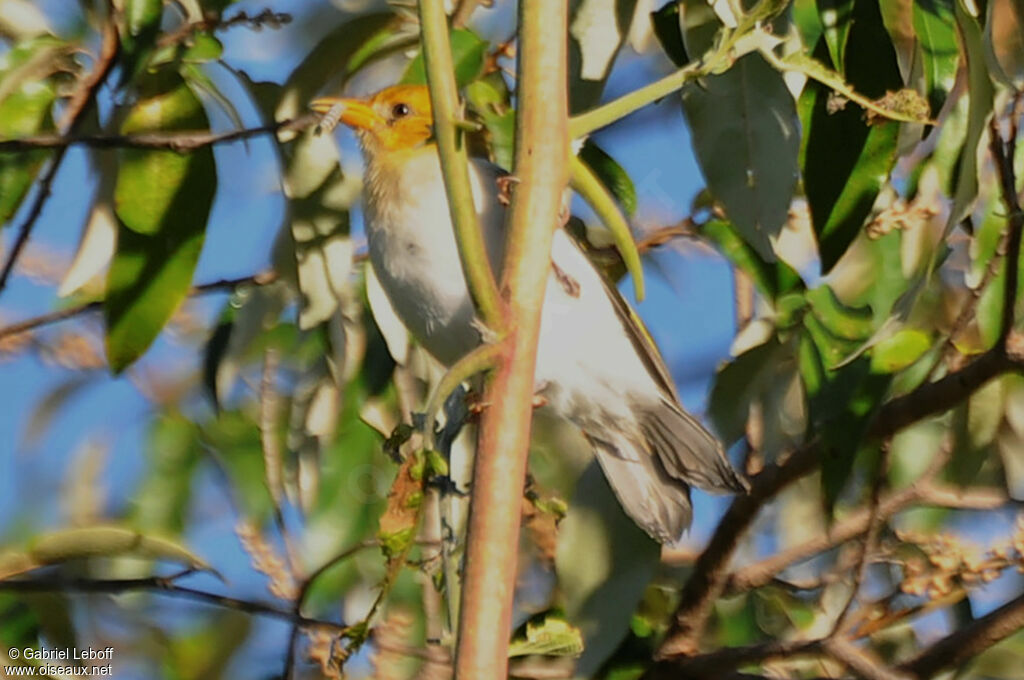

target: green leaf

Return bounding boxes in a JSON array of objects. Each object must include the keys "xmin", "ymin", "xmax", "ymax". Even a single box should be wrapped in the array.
[
  {"xmin": 465, "ymin": 73, "xmax": 516, "ymax": 170},
  {"xmin": 105, "ymin": 73, "xmax": 216, "ymax": 372},
  {"xmin": 651, "ymin": 1, "xmax": 689, "ymax": 66},
  {"xmin": 913, "ymin": 0, "xmax": 959, "ymax": 116},
  {"xmin": 402, "ymin": 28, "xmax": 488, "ymax": 88},
  {"xmin": 801, "ymin": 0, "xmax": 903, "ymax": 272},
  {"xmin": 702, "ymin": 219, "xmax": 802, "ymax": 299},
  {"xmin": 275, "ymin": 13, "xmax": 396, "ymax": 121},
  {"xmin": 709, "ymin": 337, "xmax": 788, "ymax": 445},
  {"xmin": 27, "ymin": 525, "xmax": 216, "ymax": 574},
  {"xmin": 806, "ymin": 285, "xmax": 875, "ymax": 343},
  {"xmin": 681, "ymin": 53, "xmax": 800, "ymax": 262},
  {"xmin": 0, "ymin": 37, "xmax": 62, "ymax": 223},
  {"xmin": 579, "ymin": 141, "xmax": 637, "ymax": 217},
  {"xmin": 509, "ymin": 615, "xmax": 584, "ymax": 658},
  {"xmin": 870, "ymin": 328, "xmax": 931, "ymax": 372},
  {"xmin": 945, "ymin": 0, "xmax": 994, "ymax": 236},
  {"xmin": 119, "ymin": 0, "xmax": 163, "ymax": 82},
  {"xmin": 817, "ymin": 0, "xmax": 854, "ymax": 73},
  {"xmin": 0, "ymin": 80, "xmax": 55, "ymax": 222},
  {"xmin": 951, "ymin": 378, "xmax": 1004, "ymax": 485},
  {"xmin": 556, "ymin": 464, "xmax": 660, "ymax": 677}
]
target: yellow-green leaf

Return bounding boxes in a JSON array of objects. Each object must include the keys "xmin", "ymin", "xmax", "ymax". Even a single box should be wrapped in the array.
[
  {"xmin": 870, "ymin": 328, "xmax": 930, "ymax": 373},
  {"xmin": 105, "ymin": 73, "xmax": 215, "ymax": 372},
  {"xmin": 27, "ymin": 526, "xmax": 216, "ymax": 574}
]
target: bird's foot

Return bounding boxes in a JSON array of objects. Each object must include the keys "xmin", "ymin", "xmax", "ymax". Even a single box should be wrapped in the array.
[
  {"xmin": 465, "ymin": 390, "xmax": 548, "ymax": 415},
  {"xmin": 497, "ymin": 175, "xmax": 520, "ymax": 206}
]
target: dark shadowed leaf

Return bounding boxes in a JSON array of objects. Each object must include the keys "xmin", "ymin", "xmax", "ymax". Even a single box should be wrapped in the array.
[
  {"xmin": 702, "ymin": 220, "xmax": 802, "ymax": 299},
  {"xmin": 105, "ymin": 72, "xmax": 216, "ymax": 372},
  {"xmin": 579, "ymin": 141, "xmax": 637, "ymax": 217},
  {"xmin": 801, "ymin": 0, "xmax": 903, "ymax": 272},
  {"xmin": 709, "ymin": 337, "xmax": 788, "ymax": 445},
  {"xmin": 817, "ymin": 0, "xmax": 854, "ymax": 73},
  {"xmin": 681, "ymin": 53, "xmax": 800, "ymax": 262},
  {"xmin": 651, "ymin": 1, "xmax": 688, "ymax": 66},
  {"xmin": 119, "ymin": 0, "xmax": 163, "ymax": 84}
]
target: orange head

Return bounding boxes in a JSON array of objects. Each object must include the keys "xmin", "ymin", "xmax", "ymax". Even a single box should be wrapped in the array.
[{"xmin": 311, "ymin": 85, "xmax": 434, "ymax": 154}]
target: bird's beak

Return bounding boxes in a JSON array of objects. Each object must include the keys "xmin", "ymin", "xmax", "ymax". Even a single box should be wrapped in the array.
[{"xmin": 310, "ymin": 97, "xmax": 378, "ymax": 131}]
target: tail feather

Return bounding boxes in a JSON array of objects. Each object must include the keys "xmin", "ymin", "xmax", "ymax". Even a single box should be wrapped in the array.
[
  {"xmin": 588, "ymin": 436, "xmax": 692, "ymax": 543},
  {"xmin": 636, "ymin": 398, "xmax": 749, "ymax": 494}
]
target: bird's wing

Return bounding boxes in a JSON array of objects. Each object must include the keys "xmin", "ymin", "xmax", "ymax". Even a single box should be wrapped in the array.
[
  {"xmin": 473, "ymin": 157, "xmax": 680, "ymax": 402},
  {"xmin": 571, "ymin": 234, "xmax": 683, "ymax": 404}
]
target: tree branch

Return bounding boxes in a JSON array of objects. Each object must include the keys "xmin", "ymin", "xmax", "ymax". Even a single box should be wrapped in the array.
[
  {"xmin": 453, "ymin": 0, "xmax": 569, "ymax": 677},
  {"xmin": 0, "ymin": 270, "xmax": 278, "ymax": 342},
  {"xmin": 899, "ymin": 592, "xmax": 1024, "ymax": 678},
  {"xmin": 0, "ymin": 116, "xmax": 315, "ymax": 153},
  {"xmin": 0, "ymin": 15, "xmax": 120, "ymax": 296},
  {"xmin": 0, "ymin": 574, "xmax": 348, "ymax": 633},
  {"xmin": 417, "ymin": 0, "xmax": 505, "ymax": 330}
]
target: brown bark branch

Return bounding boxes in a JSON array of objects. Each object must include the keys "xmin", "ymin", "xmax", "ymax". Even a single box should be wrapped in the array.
[
  {"xmin": 0, "ymin": 574, "xmax": 348, "ymax": 633},
  {"xmin": 0, "ymin": 270, "xmax": 278, "ymax": 342},
  {"xmin": 898, "ymin": 592, "xmax": 1024, "ymax": 678},
  {"xmin": 0, "ymin": 15, "xmax": 120, "ymax": 295},
  {"xmin": 453, "ymin": 1, "xmax": 569, "ymax": 677},
  {"xmin": 0, "ymin": 116, "xmax": 315, "ymax": 153}
]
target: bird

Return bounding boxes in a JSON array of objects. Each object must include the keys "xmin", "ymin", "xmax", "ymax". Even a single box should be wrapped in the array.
[{"xmin": 310, "ymin": 84, "xmax": 747, "ymax": 543}]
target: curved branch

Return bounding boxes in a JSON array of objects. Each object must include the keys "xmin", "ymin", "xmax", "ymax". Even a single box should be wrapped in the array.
[
  {"xmin": 0, "ymin": 116, "xmax": 315, "ymax": 153},
  {"xmin": 417, "ymin": 0, "xmax": 505, "ymax": 329},
  {"xmin": 0, "ymin": 16, "xmax": 120, "ymax": 296}
]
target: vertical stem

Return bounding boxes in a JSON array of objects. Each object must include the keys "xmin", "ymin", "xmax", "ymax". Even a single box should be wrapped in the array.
[
  {"xmin": 453, "ymin": 0, "xmax": 569, "ymax": 678},
  {"xmin": 417, "ymin": 0, "xmax": 505, "ymax": 329}
]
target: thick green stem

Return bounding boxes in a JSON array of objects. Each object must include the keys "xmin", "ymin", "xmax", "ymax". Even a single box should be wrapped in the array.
[
  {"xmin": 417, "ymin": 0, "xmax": 505, "ymax": 329},
  {"xmin": 570, "ymin": 155, "xmax": 646, "ymax": 300},
  {"xmin": 453, "ymin": 0, "xmax": 569, "ymax": 677}
]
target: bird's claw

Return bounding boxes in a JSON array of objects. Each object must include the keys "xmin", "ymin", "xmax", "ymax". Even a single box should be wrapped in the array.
[{"xmin": 497, "ymin": 175, "xmax": 520, "ymax": 206}]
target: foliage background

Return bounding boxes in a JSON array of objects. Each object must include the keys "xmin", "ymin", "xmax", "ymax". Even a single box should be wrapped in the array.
[{"xmin": 0, "ymin": 0, "xmax": 1023, "ymax": 678}]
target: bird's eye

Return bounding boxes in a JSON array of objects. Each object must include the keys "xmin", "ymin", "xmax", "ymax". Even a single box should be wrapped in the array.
[{"xmin": 391, "ymin": 102, "xmax": 411, "ymax": 119}]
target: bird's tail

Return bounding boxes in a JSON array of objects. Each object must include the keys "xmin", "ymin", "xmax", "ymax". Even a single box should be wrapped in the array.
[
  {"xmin": 588, "ymin": 436, "xmax": 694, "ymax": 544},
  {"xmin": 635, "ymin": 397, "xmax": 749, "ymax": 494},
  {"xmin": 584, "ymin": 399, "xmax": 746, "ymax": 543}
]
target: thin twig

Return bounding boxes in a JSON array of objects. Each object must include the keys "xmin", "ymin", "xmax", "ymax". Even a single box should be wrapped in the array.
[
  {"xmin": 0, "ymin": 16, "xmax": 120, "ymax": 296},
  {"xmin": 898, "ymin": 592, "xmax": 1024, "ymax": 678},
  {"xmin": 0, "ymin": 270, "xmax": 278, "ymax": 342},
  {"xmin": 990, "ymin": 96, "xmax": 1024, "ymax": 350},
  {"xmin": 0, "ymin": 116, "xmax": 316, "ymax": 153},
  {"xmin": 831, "ymin": 439, "xmax": 892, "ymax": 635},
  {"xmin": 0, "ymin": 574, "xmax": 347, "ymax": 632},
  {"xmin": 156, "ymin": 8, "xmax": 292, "ymax": 48}
]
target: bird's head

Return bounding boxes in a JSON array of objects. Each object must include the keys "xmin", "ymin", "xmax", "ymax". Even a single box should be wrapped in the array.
[{"xmin": 311, "ymin": 85, "xmax": 434, "ymax": 155}]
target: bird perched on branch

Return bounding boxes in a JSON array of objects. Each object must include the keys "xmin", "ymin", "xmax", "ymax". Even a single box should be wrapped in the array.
[{"xmin": 311, "ymin": 84, "xmax": 746, "ymax": 543}]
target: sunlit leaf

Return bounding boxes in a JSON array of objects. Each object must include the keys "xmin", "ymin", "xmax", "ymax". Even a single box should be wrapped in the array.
[
  {"xmin": 913, "ymin": 0, "xmax": 959, "ymax": 116},
  {"xmin": 509, "ymin": 615, "xmax": 584, "ymax": 657},
  {"xmin": 0, "ymin": 36, "xmax": 59, "ymax": 222},
  {"xmin": 401, "ymin": 28, "xmax": 487, "ymax": 88},
  {"xmin": 275, "ymin": 12, "xmax": 396, "ymax": 122},
  {"xmin": 465, "ymin": 73, "xmax": 516, "ymax": 170},
  {"xmin": 681, "ymin": 53, "xmax": 800, "ymax": 262},
  {"xmin": 870, "ymin": 328, "xmax": 930, "ymax": 372},
  {"xmin": 570, "ymin": 0, "xmax": 639, "ymax": 112},
  {"xmin": 105, "ymin": 72, "xmax": 216, "ymax": 372},
  {"xmin": 27, "ymin": 525, "xmax": 216, "ymax": 574}
]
